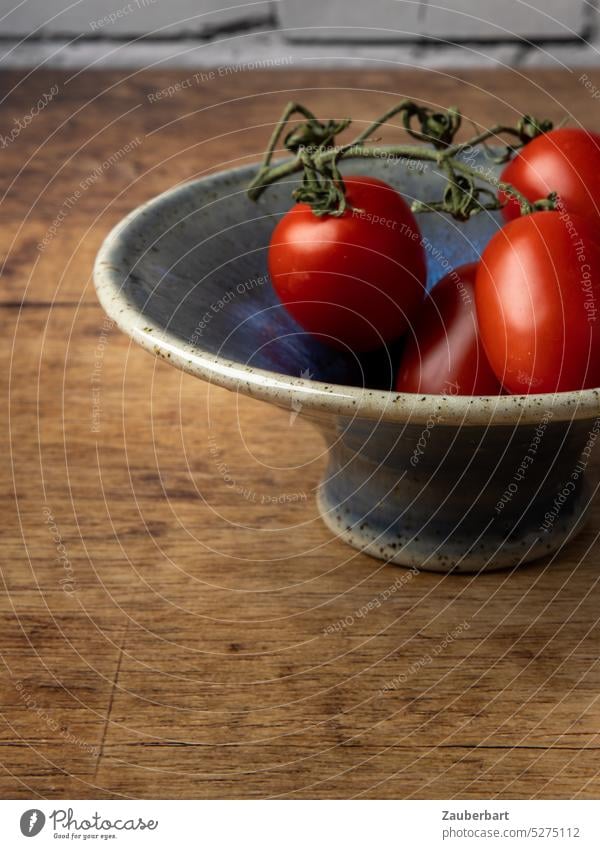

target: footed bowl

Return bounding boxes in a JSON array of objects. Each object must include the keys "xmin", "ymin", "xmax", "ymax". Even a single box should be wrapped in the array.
[{"xmin": 93, "ymin": 153, "xmax": 600, "ymax": 572}]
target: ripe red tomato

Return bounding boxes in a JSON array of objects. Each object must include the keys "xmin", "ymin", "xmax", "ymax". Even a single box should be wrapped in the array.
[
  {"xmin": 476, "ymin": 211, "xmax": 600, "ymax": 394},
  {"xmin": 395, "ymin": 262, "xmax": 501, "ymax": 395},
  {"xmin": 268, "ymin": 176, "xmax": 427, "ymax": 351},
  {"xmin": 499, "ymin": 128, "xmax": 600, "ymax": 223}
]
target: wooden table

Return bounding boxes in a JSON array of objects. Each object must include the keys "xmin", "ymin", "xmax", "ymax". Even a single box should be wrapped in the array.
[{"xmin": 2, "ymin": 67, "xmax": 600, "ymax": 800}]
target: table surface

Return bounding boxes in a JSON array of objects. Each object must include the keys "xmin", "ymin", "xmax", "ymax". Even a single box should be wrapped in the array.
[{"xmin": 2, "ymin": 67, "xmax": 600, "ymax": 800}]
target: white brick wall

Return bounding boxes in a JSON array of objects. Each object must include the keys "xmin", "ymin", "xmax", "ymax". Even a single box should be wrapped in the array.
[
  {"xmin": 423, "ymin": 0, "xmax": 586, "ymax": 40},
  {"xmin": 0, "ymin": 0, "xmax": 596, "ymax": 68},
  {"xmin": 278, "ymin": 0, "xmax": 587, "ymax": 41},
  {"xmin": 0, "ymin": 0, "xmax": 587, "ymax": 39},
  {"xmin": 0, "ymin": 0, "xmax": 273, "ymax": 37}
]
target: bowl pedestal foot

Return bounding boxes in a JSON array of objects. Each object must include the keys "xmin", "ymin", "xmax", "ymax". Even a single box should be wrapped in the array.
[{"xmin": 316, "ymin": 419, "xmax": 594, "ymax": 573}]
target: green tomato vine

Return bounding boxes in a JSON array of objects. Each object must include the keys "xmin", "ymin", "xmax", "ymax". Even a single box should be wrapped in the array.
[{"xmin": 246, "ymin": 100, "xmax": 558, "ymax": 221}]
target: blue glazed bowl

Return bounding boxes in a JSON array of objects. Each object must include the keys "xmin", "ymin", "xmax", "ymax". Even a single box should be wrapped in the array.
[{"xmin": 93, "ymin": 154, "xmax": 600, "ymax": 572}]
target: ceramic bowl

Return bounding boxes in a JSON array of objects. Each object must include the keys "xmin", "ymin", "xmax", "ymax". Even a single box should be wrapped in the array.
[{"xmin": 93, "ymin": 153, "xmax": 600, "ymax": 572}]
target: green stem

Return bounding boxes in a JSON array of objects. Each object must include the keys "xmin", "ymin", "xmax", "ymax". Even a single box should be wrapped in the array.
[
  {"xmin": 246, "ymin": 99, "xmax": 556, "ymax": 219},
  {"xmin": 452, "ymin": 161, "xmax": 533, "ymax": 214},
  {"xmin": 348, "ymin": 99, "xmax": 416, "ymax": 146},
  {"xmin": 247, "ymin": 102, "xmax": 317, "ymax": 199},
  {"xmin": 444, "ymin": 124, "xmax": 523, "ymax": 157}
]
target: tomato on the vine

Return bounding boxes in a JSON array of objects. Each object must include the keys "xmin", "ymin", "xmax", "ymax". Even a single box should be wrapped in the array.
[
  {"xmin": 395, "ymin": 262, "xmax": 501, "ymax": 396},
  {"xmin": 499, "ymin": 128, "xmax": 600, "ymax": 223},
  {"xmin": 268, "ymin": 176, "xmax": 427, "ymax": 351},
  {"xmin": 476, "ymin": 211, "xmax": 600, "ymax": 394}
]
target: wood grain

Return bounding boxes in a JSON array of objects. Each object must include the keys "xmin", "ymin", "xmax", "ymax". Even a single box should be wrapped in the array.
[{"xmin": 2, "ymin": 68, "xmax": 600, "ymax": 799}]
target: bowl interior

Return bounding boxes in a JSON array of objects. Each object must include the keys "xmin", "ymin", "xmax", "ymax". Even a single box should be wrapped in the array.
[{"xmin": 103, "ymin": 155, "xmax": 501, "ymax": 387}]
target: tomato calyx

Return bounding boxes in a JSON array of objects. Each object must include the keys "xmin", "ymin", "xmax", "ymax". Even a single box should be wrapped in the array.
[
  {"xmin": 283, "ymin": 116, "xmax": 351, "ymax": 153},
  {"xmin": 399, "ymin": 102, "xmax": 462, "ymax": 149},
  {"xmin": 412, "ymin": 172, "xmax": 502, "ymax": 222},
  {"xmin": 516, "ymin": 114, "xmax": 555, "ymax": 144},
  {"xmin": 497, "ymin": 185, "xmax": 559, "ymax": 218},
  {"xmin": 247, "ymin": 99, "xmax": 558, "ymax": 221},
  {"xmin": 291, "ymin": 145, "xmax": 349, "ymax": 218}
]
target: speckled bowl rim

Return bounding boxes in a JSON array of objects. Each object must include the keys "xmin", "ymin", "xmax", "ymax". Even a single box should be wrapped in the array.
[{"xmin": 93, "ymin": 161, "xmax": 600, "ymax": 427}]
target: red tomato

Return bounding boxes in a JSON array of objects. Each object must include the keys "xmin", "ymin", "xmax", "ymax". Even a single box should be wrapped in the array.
[
  {"xmin": 499, "ymin": 128, "xmax": 600, "ymax": 223},
  {"xmin": 268, "ymin": 176, "xmax": 427, "ymax": 351},
  {"xmin": 476, "ymin": 211, "xmax": 600, "ymax": 394},
  {"xmin": 395, "ymin": 263, "xmax": 501, "ymax": 395}
]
